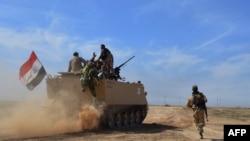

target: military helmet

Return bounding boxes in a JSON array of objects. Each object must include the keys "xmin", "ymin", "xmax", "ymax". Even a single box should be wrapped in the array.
[{"xmin": 192, "ymin": 85, "xmax": 198, "ymax": 91}]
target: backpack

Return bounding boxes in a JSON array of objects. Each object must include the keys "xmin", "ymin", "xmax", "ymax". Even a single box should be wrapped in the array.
[{"xmin": 193, "ymin": 93, "xmax": 206, "ymax": 109}]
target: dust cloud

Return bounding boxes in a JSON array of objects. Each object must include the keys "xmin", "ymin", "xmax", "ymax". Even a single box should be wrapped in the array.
[
  {"xmin": 78, "ymin": 105, "xmax": 101, "ymax": 130},
  {"xmin": 0, "ymin": 91, "xmax": 102, "ymax": 138}
]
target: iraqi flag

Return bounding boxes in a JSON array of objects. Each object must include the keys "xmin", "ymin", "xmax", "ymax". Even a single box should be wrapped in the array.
[{"xmin": 19, "ymin": 51, "xmax": 47, "ymax": 90}]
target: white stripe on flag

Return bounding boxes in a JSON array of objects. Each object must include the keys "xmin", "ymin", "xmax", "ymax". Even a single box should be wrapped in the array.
[{"xmin": 20, "ymin": 59, "xmax": 43, "ymax": 85}]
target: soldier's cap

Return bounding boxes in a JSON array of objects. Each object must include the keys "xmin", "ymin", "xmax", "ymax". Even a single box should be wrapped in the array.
[
  {"xmin": 100, "ymin": 44, "xmax": 105, "ymax": 49},
  {"xmin": 73, "ymin": 52, "xmax": 79, "ymax": 56},
  {"xmin": 192, "ymin": 85, "xmax": 198, "ymax": 91}
]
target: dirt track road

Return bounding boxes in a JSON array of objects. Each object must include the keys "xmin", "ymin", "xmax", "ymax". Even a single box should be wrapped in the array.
[{"xmin": 1, "ymin": 105, "xmax": 250, "ymax": 141}]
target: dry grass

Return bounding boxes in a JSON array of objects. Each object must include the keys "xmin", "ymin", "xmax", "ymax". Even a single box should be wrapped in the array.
[
  {"xmin": 208, "ymin": 107, "xmax": 250, "ymax": 121},
  {"xmin": 1, "ymin": 101, "xmax": 250, "ymax": 141}
]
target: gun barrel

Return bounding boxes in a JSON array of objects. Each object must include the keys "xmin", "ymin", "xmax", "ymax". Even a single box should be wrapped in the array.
[
  {"xmin": 113, "ymin": 56, "xmax": 135, "ymax": 80},
  {"xmin": 117, "ymin": 56, "xmax": 135, "ymax": 68}
]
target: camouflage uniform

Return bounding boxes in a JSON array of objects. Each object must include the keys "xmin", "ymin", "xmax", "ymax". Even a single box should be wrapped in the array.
[
  {"xmin": 68, "ymin": 52, "xmax": 86, "ymax": 73},
  {"xmin": 80, "ymin": 62, "xmax": 98, "ymax": 98},
  {"xmin": 186, "ymin": 85, "xmax": 208, "ymax": 139},
  {"xmin": 98, "ymin": 44, "xmax": 114, "ymax": 74}
]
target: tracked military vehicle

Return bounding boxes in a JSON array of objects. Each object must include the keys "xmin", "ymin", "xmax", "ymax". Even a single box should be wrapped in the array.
[{"xmin": 46, "ymin": 56, "xmax": 148, "ymax": 128}]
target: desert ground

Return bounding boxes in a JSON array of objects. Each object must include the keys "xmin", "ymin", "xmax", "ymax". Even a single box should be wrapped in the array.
[{"xmin": 0, "ymin": 101, "xmax": 250, "ymax": 141}]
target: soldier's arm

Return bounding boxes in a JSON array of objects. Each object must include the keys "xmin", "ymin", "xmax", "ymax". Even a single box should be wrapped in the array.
[
  {"xmin": 68, "ymin": 60, "xmax": 72, "ymax": 72},
  {"xmin": 79, "ymin": 57, "xmax": 87, "ymax": 67},
  {"xmin": 186, "ymin": 96, "xmax": 193, "ymax": 108},
  {"xmin": 90, "ymin": 52, "xmax": 96, "ymax": 61},
  {"xmin": 200, "ymin": 92, "xmax": 208, "ymax": 103},
  {"xmin": 80, "ymin": 57, "xmax": 86, "ymax": 63},
  {"xmin": 98, "ymin": 50, "xmax": 105, "ymax": 60},
  {"xmin": 204, "ymin": 95, "xmax": 208, "ymax": 103}
]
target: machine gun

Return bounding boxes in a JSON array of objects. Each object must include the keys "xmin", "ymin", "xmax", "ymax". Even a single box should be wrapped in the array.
[{"xmin": 113, "ymin": 56, "xmax": 135, "ymax": 81}]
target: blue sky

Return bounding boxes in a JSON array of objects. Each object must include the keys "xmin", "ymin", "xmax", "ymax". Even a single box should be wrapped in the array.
[{"xmin": 0, "ymin": 0, "xmax": 250, "ymax": 107}]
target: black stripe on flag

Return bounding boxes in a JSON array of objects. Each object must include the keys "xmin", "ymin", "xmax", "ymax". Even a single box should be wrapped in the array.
[{"xmin": 26, "ymin": 66, "xmax": 46, "ymax": 90}]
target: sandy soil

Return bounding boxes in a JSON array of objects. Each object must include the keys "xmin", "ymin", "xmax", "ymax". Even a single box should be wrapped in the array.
[{"xmin": 0, "ymin": 103, "xmax": 249, "ymax": 141}]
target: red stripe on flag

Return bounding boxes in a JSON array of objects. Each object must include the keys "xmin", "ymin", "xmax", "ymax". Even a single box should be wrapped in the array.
[{"xmin": 19, "ymin": 51, "xmax": 37, "ymax": 79}]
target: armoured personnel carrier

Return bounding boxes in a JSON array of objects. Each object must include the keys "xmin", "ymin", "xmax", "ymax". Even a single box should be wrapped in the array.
[{"xmin": 46, "ymin": 57, "xmax": 148, "ymax": 128}]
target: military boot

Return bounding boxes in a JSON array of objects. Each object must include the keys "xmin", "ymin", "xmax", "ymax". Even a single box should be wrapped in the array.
[
  {"xmin": 199, "ymin": 131, "xmax": 203, "ymax": 139},
  {"xmin": 199, "ymin": 127, "xmax": 204, "ymax": 139}
]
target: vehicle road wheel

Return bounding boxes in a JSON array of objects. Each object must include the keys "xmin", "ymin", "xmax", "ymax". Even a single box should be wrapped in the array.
[
  {"xmin": 107, "ymin": 114, "xmax": 115, "ymax": 128},
  {"xmin": 142, "ymin": 108, "xmax": 147, "ymax": 119},
  {"xmin": 123, "ymin": 112, "xmax": 129, "ymax": 126},
  {"xmin": 116, "ymin": 113, "xmax": 123, "ymax": 127},
  {"xmin": 129, "ymin": 111, "xmax": 135, "ymax": 125},
  {"xmin": 135, "ymin": 110, "xmax": 142, "ymax": 124}
]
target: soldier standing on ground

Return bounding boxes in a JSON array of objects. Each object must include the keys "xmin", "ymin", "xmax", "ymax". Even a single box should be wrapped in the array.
[
  {"xmin": 68, "ymin": 52, "xmax": 87, "ymax": 73},
  {"xmin": 186, "ymin": 85, "xmax": 208, "ymax": 139}
]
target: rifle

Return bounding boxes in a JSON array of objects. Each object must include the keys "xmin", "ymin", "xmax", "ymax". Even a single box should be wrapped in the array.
[
  {"xmin": 204, "ymin": 104, "xmax": 208, "ymax": 122},
  {"xmin": 113, "ymin": 56, "xmax": 135, "ymax": 80}
]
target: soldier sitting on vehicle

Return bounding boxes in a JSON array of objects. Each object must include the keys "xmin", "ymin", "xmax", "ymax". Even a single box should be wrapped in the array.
[{"xmin": 68, "ymin": 51, "xmax": 87, "ymax": 73}]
